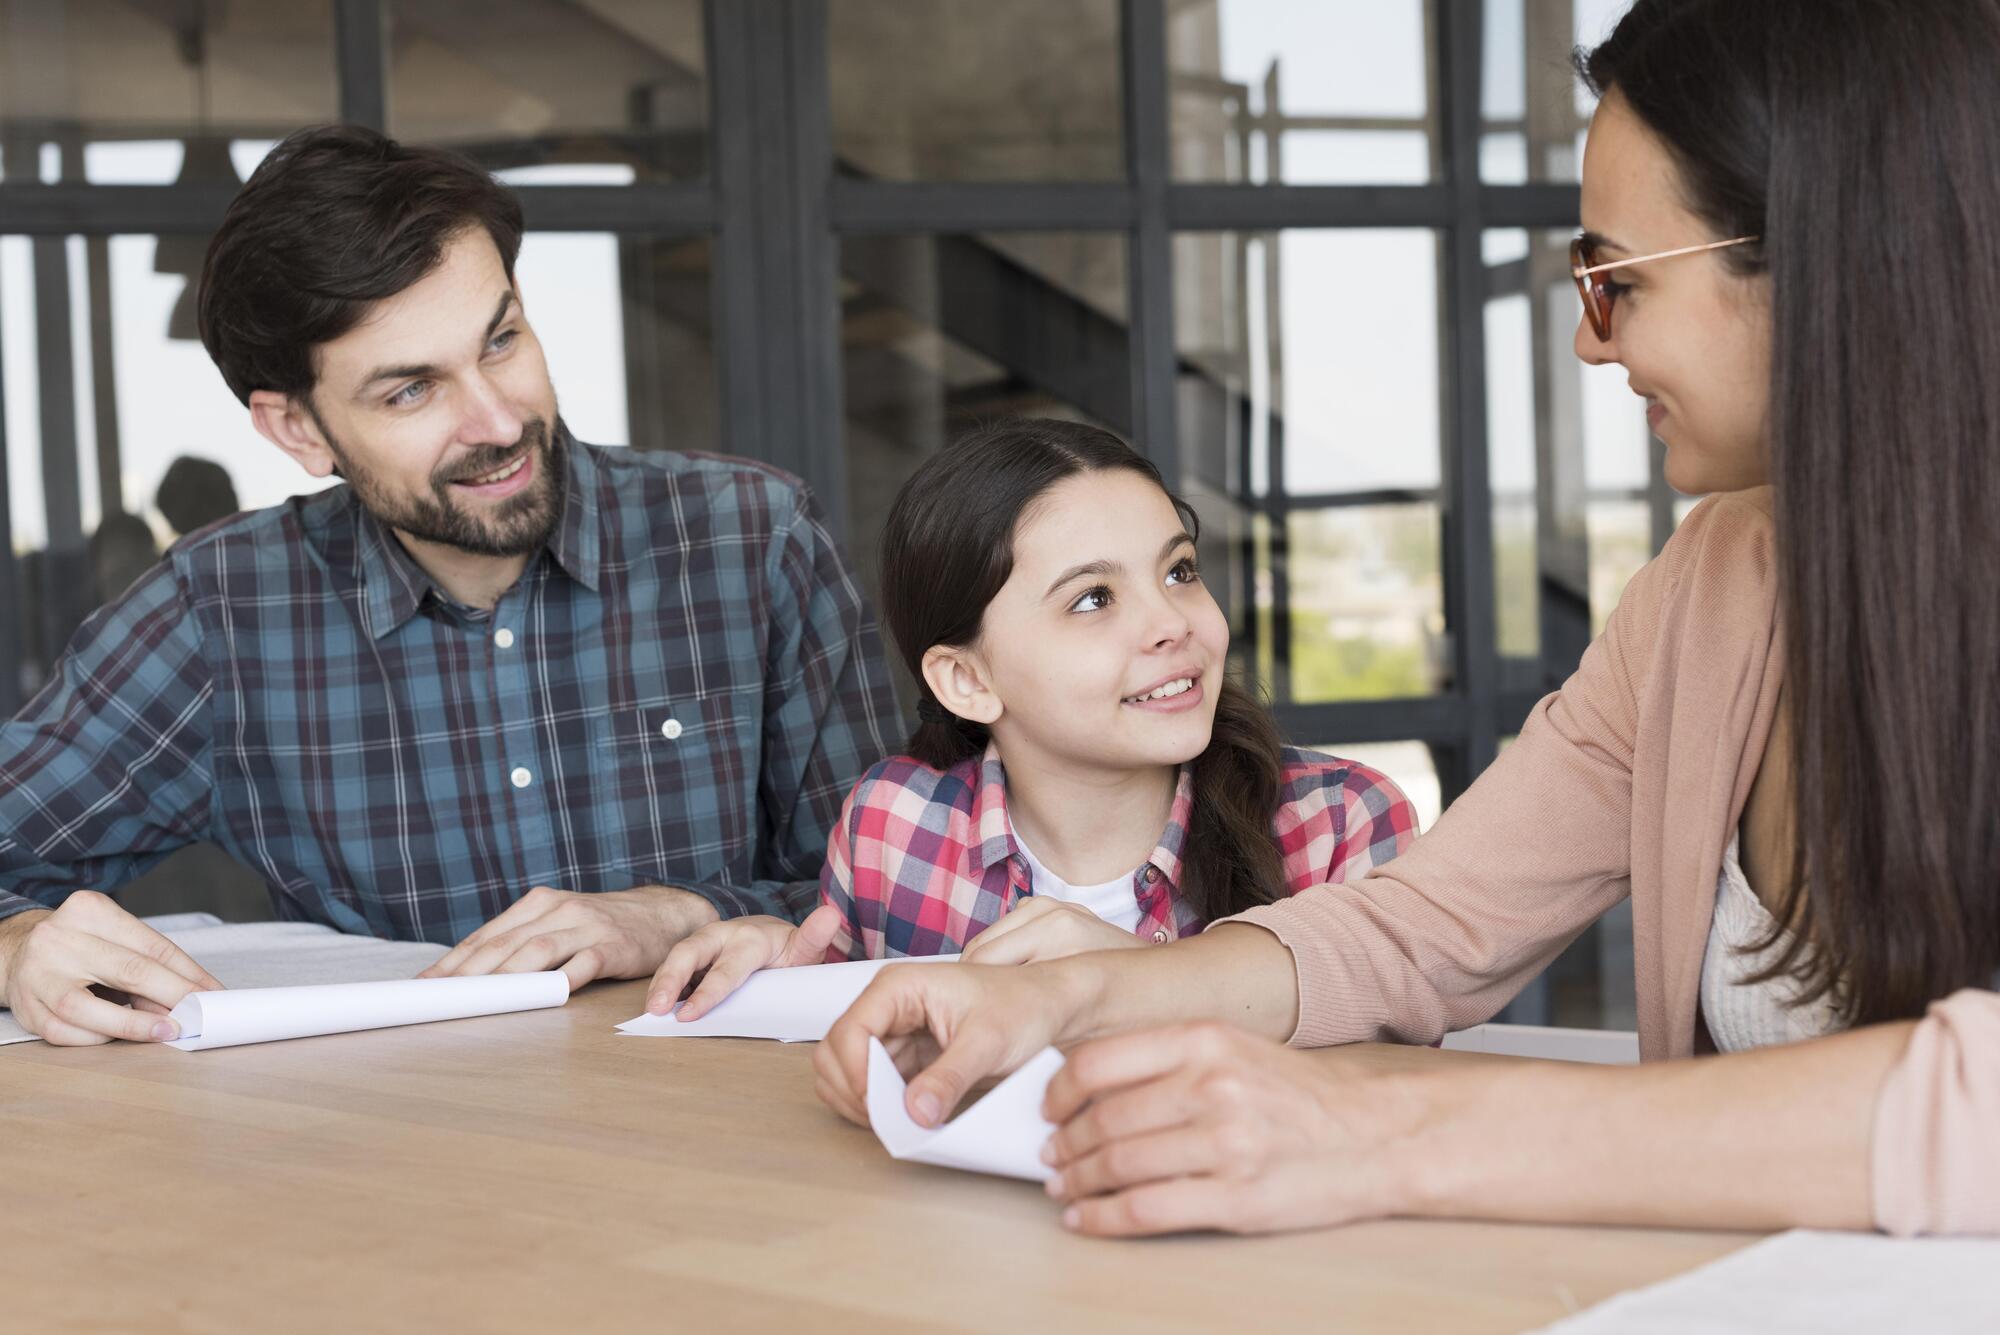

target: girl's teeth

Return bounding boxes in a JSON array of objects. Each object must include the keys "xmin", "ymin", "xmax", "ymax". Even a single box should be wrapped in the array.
[{"xmin": 1128, "ymin": 677, "xmax": 1193, "ymax": 703}]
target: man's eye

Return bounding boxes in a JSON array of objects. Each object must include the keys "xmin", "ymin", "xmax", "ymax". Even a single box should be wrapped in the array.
[
  {"xmin": 388, "ymin": 380, "xmax": 429, "ymax": 408},
  {"xmin": 1069, "ymin": 586, "xmax": 1112, "ymax": 614},
  {"xmin": 489, "ymin": 328, "xmax": 518, "ymax": 352}
]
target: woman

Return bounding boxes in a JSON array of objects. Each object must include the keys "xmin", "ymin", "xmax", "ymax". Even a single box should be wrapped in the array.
[{"xmin": 810, "ymin": 0, "xmax": 2000, "ymax": 1237}]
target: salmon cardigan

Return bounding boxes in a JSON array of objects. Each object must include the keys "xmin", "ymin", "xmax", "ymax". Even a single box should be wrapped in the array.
[{"xmin": 1227, "ymin": 488, "xmax": 2000, "ymax": 1236}]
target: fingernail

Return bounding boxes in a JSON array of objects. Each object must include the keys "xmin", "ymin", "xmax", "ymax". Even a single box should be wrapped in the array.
[
  {"xmin": 1061, "ymin": 1206, "xmax": 1081, "ymax": 1229},
  {"xmin": 152, "ymin": 1021, "xmax": 178, "ymax": 1041},
  {"xmin": 1044, "ymin": 1172, "xmax": 1066, "ymax": 1197},
  {"xmin": 1040, "ymin": 1139, "xmax": 1059, "ymax": 1166},
  {"xmin": 645, "ymin": 996, "xmax": 664, "ymax": 1014},
  {"xmin": 912, "ymin": 1091, "xmax": 942, "ymax": 1126}
]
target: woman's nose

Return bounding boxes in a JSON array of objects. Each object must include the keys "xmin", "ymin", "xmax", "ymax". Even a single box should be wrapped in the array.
[{"xmin": 1574, "ymin": 311, "xmax": 1621, "ymax": 366}]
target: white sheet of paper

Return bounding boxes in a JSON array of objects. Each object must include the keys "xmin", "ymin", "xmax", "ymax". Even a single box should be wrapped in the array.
[
  {"xmin": 1530, "ymin": 1230, "xmax": 2000, "ymax": 1334},
  {"xmin": 615, "ymin": 954, "xmax": 960, "ymax": 1042},
  {"xmin": 866, "ymin": 1035, "xmax": 1063, "ymax": 1182},
  {"xmin": 166, "ymin": 971, "xmax": 569, "ymax": 1051},
  {"xmin": 1, "ymin": 916, "xmax": 452, "ymax": 1046}
]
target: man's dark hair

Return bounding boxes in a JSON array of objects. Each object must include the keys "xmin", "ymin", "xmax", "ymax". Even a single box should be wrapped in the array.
[{"xmin": 197, "ymin": 124, "xmax": 524, "ymax": 406}]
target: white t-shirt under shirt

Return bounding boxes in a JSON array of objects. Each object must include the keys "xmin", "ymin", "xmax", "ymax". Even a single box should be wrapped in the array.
[{"xmin": 1011, "ymin": 832, "xmax": 1146, "ymax": 934}]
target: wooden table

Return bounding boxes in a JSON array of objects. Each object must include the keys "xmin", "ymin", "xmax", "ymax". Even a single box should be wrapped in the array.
[{"xmin": 4, "ymin": 979, "xmax": 1758, "ymax": 1333}]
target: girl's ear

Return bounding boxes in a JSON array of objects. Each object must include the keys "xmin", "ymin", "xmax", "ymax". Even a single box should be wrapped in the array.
[{"xmin": 920, "ymin": 645, "xmax": 1003, "ymax": 727}]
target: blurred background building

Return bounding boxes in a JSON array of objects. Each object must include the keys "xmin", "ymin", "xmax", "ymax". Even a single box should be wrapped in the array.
[{"xmin": 0, "ymin": 0, "xmax": 1675, "ymax": 1027}]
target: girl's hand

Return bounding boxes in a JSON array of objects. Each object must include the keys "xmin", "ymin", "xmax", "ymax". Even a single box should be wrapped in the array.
[
  {"xmin": 960, "ymin": 896, "xmax": 1152, "ymax": 967},
  {"xmin": 643, "ymin": 904, "xmax": 843, "ymax": 1019},
  {"xmin": 1040, "ymin": 1021, "xmax": 1414, "ymax": 1237}
]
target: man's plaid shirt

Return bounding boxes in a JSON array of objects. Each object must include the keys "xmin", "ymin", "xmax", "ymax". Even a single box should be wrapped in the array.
[
  {"xmin": 0, "ymin": 433, "xmax": 901, "ymax": 942},
  {"xmin": 821, "ymin": 741, "xmax": 1420, "ymax": 958}
]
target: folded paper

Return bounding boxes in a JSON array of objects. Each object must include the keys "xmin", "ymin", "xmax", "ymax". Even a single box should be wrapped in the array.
[
  {"xmin": 166, "ymin": 971, "xmax": 569, "ymax": 1051},
  {"xmin": 866, "ymin": 1035, "xmax": 1064, "ymax": 1182},
  {"xmin": 616, "ymin": 954, "xmax": 959, "ymax": 1042}
]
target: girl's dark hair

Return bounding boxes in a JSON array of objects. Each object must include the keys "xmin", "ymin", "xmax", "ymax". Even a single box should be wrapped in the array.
[
  {"xmin": 198, "ymin": 124, "xmax": 525, "ymax": 406},
  {"xmin": 1581, "ymin": 0, "xmax": 2000, "ymax": 1023},
  {"xmin": 880, "ymin": 417, "xmax": 1287, "ymax": 921}
]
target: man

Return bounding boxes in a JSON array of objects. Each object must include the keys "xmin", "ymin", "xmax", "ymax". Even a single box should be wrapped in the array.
[{"xmin": 0, "ymin": 126, "xmax": 900, "ymax": 1045}]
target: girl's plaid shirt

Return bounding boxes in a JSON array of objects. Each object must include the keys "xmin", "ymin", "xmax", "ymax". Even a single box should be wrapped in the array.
[{"xmin": 820, "ymin": 740, "xmax": 1420, "ymax": 960}]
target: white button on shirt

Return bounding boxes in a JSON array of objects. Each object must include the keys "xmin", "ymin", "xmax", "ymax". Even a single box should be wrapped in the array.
[
  {"xmin": 1012, "ymin": 833, "xmax": 1145, "ymax": 934},
  {"xmin": 494, "ymin": 628, "xmax": 515, "ymax": 649},
  {"xmin": 660, "ymin": 718, "xmax": 683, "ymax": 741},
  {"xmin": 510, "ymin": 767, "xmax": 532, "ymax": 789}
]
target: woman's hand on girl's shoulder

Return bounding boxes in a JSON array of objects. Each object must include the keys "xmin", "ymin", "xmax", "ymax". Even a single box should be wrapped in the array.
[
  {"xmin": 961, "ymin": 897, "xmax": 1151, "ymax": 968},
  {"xmin": 643, "ymin": 904, "xmax": 843, "ymax": 1019}
]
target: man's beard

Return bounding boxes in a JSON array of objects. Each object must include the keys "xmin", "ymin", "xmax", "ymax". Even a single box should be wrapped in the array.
[{"xmin": 332, "ymin": 417, "xmax": 566, "ymax": 559}]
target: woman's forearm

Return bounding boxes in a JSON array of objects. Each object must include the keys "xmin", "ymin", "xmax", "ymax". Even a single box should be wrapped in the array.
[
  {"xmin": 1055, "ymin": 922, "xmax": 1300, "ymax": 1046},
  {"xmin": 1394, "ymin": 1020, "xmax": 1916, "ymax": 1231}
]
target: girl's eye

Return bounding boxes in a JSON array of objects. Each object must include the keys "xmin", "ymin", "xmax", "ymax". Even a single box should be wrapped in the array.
[
  {"xmin": 388, "ymin": 380, "xmax": 430, "ymax": 408},
  {"xmin": 1166, "ymin": 556, "xmax": 1200, "ymax": 586},
  {"xmin": 1599, "ymin": 278, "xmax": 1632, "ymax": 299},
  {"xmin": 1069, "ymin": 585, "xmax": 1112, "ymax": 614}
]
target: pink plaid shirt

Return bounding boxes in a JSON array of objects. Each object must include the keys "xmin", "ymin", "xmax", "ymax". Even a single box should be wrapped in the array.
[{"xmin": 820, "ymin": 741, "xmax": 1420, "ymax": 959}]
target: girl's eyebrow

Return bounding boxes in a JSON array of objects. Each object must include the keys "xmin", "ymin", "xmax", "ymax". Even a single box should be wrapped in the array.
[
  {"xmin": 1042, "ymin": 532, "xmax": 1197, "ymax": 601},
  {"xmin": 1044, "ymin": 558, "xmax": 1117, "ymax": 600}
]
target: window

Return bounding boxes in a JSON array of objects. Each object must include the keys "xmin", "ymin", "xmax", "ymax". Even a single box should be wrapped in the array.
[{"xmin": 1, "ymin": 0, "xmax": 1657, "ymax": 1022}]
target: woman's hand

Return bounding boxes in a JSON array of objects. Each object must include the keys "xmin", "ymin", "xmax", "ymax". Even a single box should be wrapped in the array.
[
  {"xmin": 642, "ymin": 904, "xmax": 844, "ymax": 1019},
  {"xmin": 1040, "ymin": 1021, "xmax": 1415, "ymax": 1237},
  {"xmin": 959, "ymin": 897, "xmax": 1152, "ymax": 967},
  {"xmin": 815, "ymin": 957, "xmax": 1097, "ymax": 1129}
]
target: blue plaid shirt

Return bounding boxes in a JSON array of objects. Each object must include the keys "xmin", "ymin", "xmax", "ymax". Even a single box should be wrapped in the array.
[{"xmin": 0, "ymin": 434, "xmax": 902, "ymax": 943}]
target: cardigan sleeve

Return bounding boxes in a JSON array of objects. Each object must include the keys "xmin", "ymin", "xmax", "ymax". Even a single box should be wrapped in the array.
[
  {"xmin": 1217, "ymin": 493, "xmax": 1746, "ymax": 1047},
  {"xmin": 1872, "ymin": 987, "xmax": 2000, "ymax": 1235}
]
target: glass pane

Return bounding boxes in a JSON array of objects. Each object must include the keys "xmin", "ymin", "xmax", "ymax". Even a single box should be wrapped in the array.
[
  {"xmin": 1176, "ymin": 228, "xmax": 1443, "ymax": 705},
  {"xmin": 1170, "ymin": 0, "xmax": 1436, "ymax": 185},
  {"xmin": 1480, "ymin": 0, "xmax": 1633, "ymax": 183},
  {"xmin": 1284, "ymin": 504, "xmax": 1445, "ymax": 703},
  {"xmin": 1, "ymin": 230, "xmax": 713, "ymax": 690},
  {"xmin": 387, "ymin": 0, "xmax": 707, "ymax": 183},
  {"xmin": 839, "ymin": 231, "xmax": 1130, "ymax": 702},
  {"xmin": 1586, "ymin": 499, "xmax": 1649, "ymax": 635},
  {"xmin": 1175, "ymin": 229, "xmax": 1442, "ymax": 500},
  {"xmin": 0, "ymin": 1, "xmax": 336, "ymax": 183},
  {"xmin": 1307, "ymin": 740, "xmax": 1441, "ymax": 835},
  {"xmin": 829, "ymin": 0, "xmax": 1124, "ymax": 182},
  {"xmin": 1481, "ymin": 228, "xmax": 1656, "ymax": 679}
]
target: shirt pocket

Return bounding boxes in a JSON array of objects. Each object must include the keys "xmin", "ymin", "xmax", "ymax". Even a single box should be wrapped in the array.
[{"xmin": 590, "ymin": 690, "xmax": 759, "ymax": 877}]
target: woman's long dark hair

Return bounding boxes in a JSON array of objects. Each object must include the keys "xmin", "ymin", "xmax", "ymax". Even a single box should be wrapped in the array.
[
  {"xmin": 879, "ymin": 418, "xmax": 1287, "ymax": 922},
  {"xmin": 1582, "ymin": 0, "xmax": 2000, "ymax": 1023}
]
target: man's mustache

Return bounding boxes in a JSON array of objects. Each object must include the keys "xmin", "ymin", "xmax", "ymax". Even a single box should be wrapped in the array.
[{"xmin": 435, "ymin": 419, "xmax": 549, "ymax": 487}]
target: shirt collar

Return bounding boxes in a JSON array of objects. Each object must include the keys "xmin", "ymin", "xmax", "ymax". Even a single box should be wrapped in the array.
[
  {"xmin": 354, "ymin": 425, "xmax": 601, "ymax": 639},
  {"xmin": 964, "ymin": 738, "xmax": 1196, "ymax": 891}
]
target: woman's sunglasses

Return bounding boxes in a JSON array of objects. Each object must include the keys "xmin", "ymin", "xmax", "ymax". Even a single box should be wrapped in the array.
[{"xmin": 1570, "ymin": 234, "xmax": 1760, "ymax": 341}]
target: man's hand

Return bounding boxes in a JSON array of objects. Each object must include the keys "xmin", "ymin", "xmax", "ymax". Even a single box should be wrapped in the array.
[
  {"xmin": 0, "ymin": 892, "xmax": 225, "ymax": 1045},
  {"xmin": 417, "ymin": 884, "xmax": 721, "ymax": 990},
  {"xmin": 959, "ymin": 897, "xmax": 1152, "ymax": 967}
]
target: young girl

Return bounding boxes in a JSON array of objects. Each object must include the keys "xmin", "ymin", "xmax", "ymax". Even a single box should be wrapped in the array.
[{"xmin": 644, "ymin": 418, "xmax": 1418, "ymax": 1018}]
